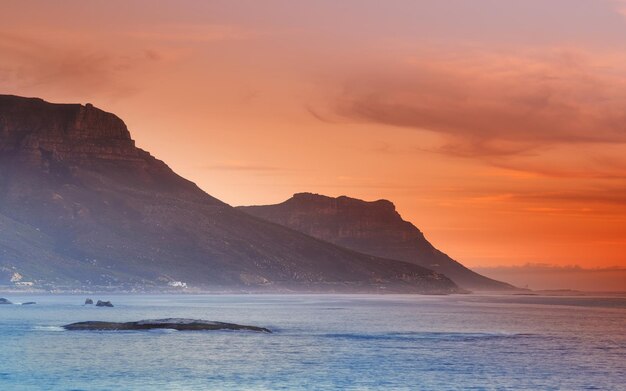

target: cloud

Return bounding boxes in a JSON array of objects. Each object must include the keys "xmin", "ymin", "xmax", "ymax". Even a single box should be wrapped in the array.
[
  {"xmin": 444, "ymin": 182, "xmax": 626, "ymax": 214},
  {"xmin": 489, "ymin": 156, "xmax": 626, "ymax": 179},
  {"xmin": 200, "ymin": 162, "xmax": 283, "ymax": 172},
  {"xmin": 0, "ymin": 23, "xmax": 252, "ymax": 100},
  {"xmin": 615, "ymin": 0, "xmax": 626, "ymax": 17},
  {"xmin": 125, "ymin": 24, "xmax": 261, "ymax": 43},
  {"xmin": 305, "ymin": 105, "xmax": 339, "ymax": 124},
  {"xmin": 0, "ymin": 31, "xmax": 161, "ymax": 99},
  {"xmin": 511, "ymin": 187, "xmax": 626, "ymax": 208},
  {"xmin": 474, "ymin": 141, "xmax": 626, "ymax": 179},
  {"xmin": 315, "ymin": 46, "xmax": 626, "ymax": 178},
  {"xmin": 334, "ymin": 48, "xmax": 626, "ymax": 154},
  {"xmin": 477, "ymin": 263, "xmax": 626, "ymax": 272}
]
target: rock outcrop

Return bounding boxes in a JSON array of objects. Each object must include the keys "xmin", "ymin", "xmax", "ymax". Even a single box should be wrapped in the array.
[
  {"xmin": 95, "ymin": 300, "xmax": 114, "ymax": 307},
  {"xmin": 0, "ymin": 96, "xmax": 138, "ymax": 162},
  {"xmin": 240, "ymin": 193, "xmax": 515, "ymax": 291},
  {"xmin": 0, "ymin": 95, "xmax": 460, "ymax": 294},
  {"xmin": 84, "ymin": 298, "xmax": 94, "ymax": 305},
  {"xmin": 0, "ymin": 298, "xmax": 12, "ymax": 304},
  {"xmin": 63, "ymin": 318, "xmax": 271, "ymax": 333}
]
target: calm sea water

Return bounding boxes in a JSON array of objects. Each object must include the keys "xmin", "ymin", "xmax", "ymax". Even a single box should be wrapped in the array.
[{"xmin": 0, "ymin": 294, "xmax": 624, "ymax": 390}]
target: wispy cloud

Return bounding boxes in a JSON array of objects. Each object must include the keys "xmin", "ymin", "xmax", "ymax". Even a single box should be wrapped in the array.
[
  {"xmin": 200, "ymin": 162, "xmax": 283, "ymax": 172},
  {"xmin": 314, "ymin": 46, "xmax": 626, "ymax": 178},
  {"xmin": 614, "ymin": 0, "xmax": 626, "ymax": 18},
  {"xmin": 509, "ymin": 187, "xmax": 626, "ymax": 207},
  {"xmin": 125, "ymin": 24, "xmax": 262, "ymax": 43},
  {"xmin": 477, "ymin": 263, "xmax": 626, "ymax": 272},
  {"xmin": 334, "ymin": 48, "xmax": 626, "ymax": 151},
  {"xmin": 0, "ymin": 31, "xmax": 162, "ymax": 99},
  {"xmin": 0, "ymin": 23, "xmax": 258, "ymax": 100}
]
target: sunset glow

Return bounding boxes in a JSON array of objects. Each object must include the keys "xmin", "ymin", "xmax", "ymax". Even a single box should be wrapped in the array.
[{"xmin": 2, "ymin": 0, "xmax": 626, "ymax": 270}]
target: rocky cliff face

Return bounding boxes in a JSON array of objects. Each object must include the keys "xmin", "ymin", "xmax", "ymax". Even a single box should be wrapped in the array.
[
  {"xmin": 0, "ymin": 95, "xmax": 460, "ymax": 293},
  {"xmin": 240, "ymin": 193, "xmax": 516, "ymax": 291},
  {"xmin": 1, "ymin": 96, "xmax": 137, "ymax": 162}
]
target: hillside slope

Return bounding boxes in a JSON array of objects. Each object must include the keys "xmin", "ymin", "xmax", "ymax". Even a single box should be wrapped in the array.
[
  {"xmin": 240, "ymin": 193, "xmax": 515, "ymax": 291},
  {"xmin": 0, "ymin": 95, "xmax": 459, "ymax": 293}
]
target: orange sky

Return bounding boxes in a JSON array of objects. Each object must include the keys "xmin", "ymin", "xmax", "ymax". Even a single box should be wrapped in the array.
[{"xmin": 1, "ymin": 1, "xmax": 626, "ymax": 269}]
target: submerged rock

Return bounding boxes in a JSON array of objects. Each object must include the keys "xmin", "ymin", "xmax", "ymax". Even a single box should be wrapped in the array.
[
  {"xmin": 0, "ymin": 298, "xmax": 12, "ymax": 305},
  {"xmin": 95, "ymin": 300, "xmax": 113, "ymax": 307},
  {"xmin": 21, "ymin": 302, "xmax": 36, "ymax": 305},
  {"xmin": 63, "ymin": 318, "xmax": 271, "ymax": 333},
  {"xmin": 85, "ymin": 298, "xmax": 94, "ymax": 305}
]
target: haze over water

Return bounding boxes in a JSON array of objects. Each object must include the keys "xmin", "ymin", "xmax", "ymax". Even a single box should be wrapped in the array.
[{"xmin": 1, "ymin": 294, "xmax": 624, "ymax": 390}]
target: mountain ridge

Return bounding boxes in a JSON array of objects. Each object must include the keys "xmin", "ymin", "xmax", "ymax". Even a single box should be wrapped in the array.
[
  {"xmin": 0, "ymin": 95, "xmax": 460, "ymax": 293},
  {"xmin": 239, "ymin": 192, "xmax": 516, "ymax": 291}
]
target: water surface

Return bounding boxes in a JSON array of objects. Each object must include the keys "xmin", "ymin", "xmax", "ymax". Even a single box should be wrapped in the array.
[{"xmin": 1, "ymin": 294, "xmax": 624, "ymax": 390}]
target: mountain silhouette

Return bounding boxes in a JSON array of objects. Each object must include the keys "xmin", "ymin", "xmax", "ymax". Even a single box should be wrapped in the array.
[
  {"xmin": 240, "ymin": 193, "xmax": 515, "ymax": 290},
  {"xmin": 0, "ymin": 95, "xmax": 460, "ymax": 293}
]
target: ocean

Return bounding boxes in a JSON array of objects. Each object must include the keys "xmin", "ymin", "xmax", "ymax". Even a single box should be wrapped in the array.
[{"xmin": 0, "ymin": 294, "xmax": 624, "ymax": 390}]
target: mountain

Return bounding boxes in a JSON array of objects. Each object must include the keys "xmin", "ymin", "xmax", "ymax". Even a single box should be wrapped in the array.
[
  {"xmin": 239, "ymin": 193, "xmax": 515, "ymax": 291},
  {"xmin": 0, "ymin": 94, "xmax": 460, "ymax": 293}
]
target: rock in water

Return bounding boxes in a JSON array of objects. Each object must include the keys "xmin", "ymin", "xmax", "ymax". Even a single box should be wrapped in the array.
[
  {"xmin": 0, "ymin": 298, "xmax": 12, "ymax": 304},
  {"xmin": 95, "ymin": 300, "xmax": 113, "ymax": 307},
  {"xmin": 21, "ymin": 302, "xmax": 36, "ymax": 305},
  {"xmin": 85, "ymin": 298, "xmax": 94, "ymax": 305},
  {"xmin": 63, "ymin": 318, "xmax": 271, "ymax": 333}
]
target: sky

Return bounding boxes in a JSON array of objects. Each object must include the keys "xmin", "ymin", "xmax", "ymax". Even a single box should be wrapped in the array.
[
  {"xmin": 474, "ymin": 264, "xmax": 626, "ymax": 291},
  {"xmin": 1, "ymin": 0, "xmax": 626, "ymax": 271}
]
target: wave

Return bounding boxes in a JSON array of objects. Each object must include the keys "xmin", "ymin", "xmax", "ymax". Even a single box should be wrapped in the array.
[
  {"xmin": 147, "ymin": 328, "xmax": 179, "ymax": 333},
  {"xmin": 32, "ymin": 325, "xmax": 65, "ymax": 332},
  {"xmin": 322, "ymin": 331, "xmax": 534, "ymax": 342}
]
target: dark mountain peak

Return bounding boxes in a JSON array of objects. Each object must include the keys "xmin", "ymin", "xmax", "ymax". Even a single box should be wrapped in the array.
[
  {"xmin": 0, "ymin": 95, "xmax": 131, "ymax": 142},
  {"xmin": 289, "ymin": 192, "xmax": 399, "ymax": 216},
  {"xmin": 0, "ymin": 94, "xmax": 215, "ymax": 202},
  {"xmin": 244, "ymin": 193, "xmax": 421, "ymax": 243},
  {"xmin": 0, "ymin": 95, "xmax": 139, "ymax": 164},
  {"xmin": 240, "ymin": 194, "xmax": 517, "ymax": 291},
  {"xmin": 0, "ymin": 95, "xmax": 460, "ymax": 293}
]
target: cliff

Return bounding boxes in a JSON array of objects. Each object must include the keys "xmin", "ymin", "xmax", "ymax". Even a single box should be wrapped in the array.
[
  {"xmin": 0, "ymin": 95, "xmax": 460, "ymax": 293},
  {"xmin": 240, "ymin": 193, "xmax": 516, "ymax": 291}
]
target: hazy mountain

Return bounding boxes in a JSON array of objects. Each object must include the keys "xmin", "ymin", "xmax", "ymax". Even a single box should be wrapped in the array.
[
  {"xmin": 240, "ymin": 193, "xmax": 515, "ymax": 291},
  {"xmin": 474, "ymin": 264, "xmax": 626, "ymax": 292},
  {"xmin": 0, "ymin": 95, "xmax": 460, "ymax": 293}
]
